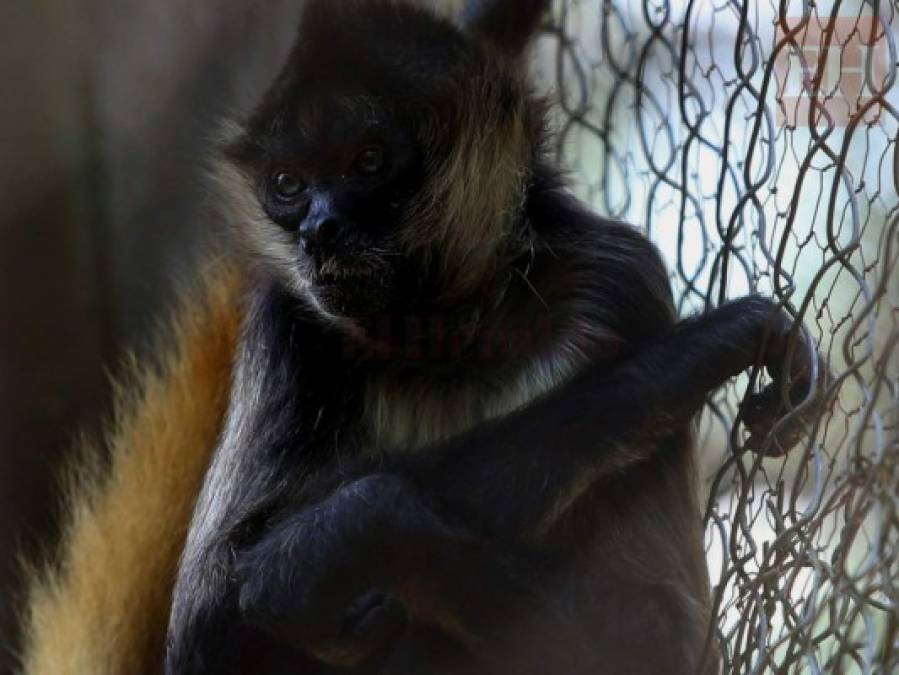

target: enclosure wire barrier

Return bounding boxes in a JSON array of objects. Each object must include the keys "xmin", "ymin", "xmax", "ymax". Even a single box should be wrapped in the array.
[{"xmin": 539, "ymin": 0, "xmax": 899, "ymax": 673}]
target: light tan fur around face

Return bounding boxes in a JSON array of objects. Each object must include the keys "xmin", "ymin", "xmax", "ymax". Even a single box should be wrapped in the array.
[
  {"xmin": 20, "ymin": 260, "xmax": 245, "ymax": 675},
  {"xmin": 402, "ymin": 63, "xmax": 537, "ymax": 301},
  {"xmin": 210, "ymin": 122, "xmax": 310, "ymax": 299}
]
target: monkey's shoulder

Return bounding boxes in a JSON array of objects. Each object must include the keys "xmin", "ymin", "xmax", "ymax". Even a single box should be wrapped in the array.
[{"xmin": 532, "ymin": 203, "xmax": 677, "ymax": 347}]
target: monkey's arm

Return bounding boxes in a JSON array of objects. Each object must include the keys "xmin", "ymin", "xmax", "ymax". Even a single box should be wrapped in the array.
[{"xmin": 380, "ymin": 295, "xmax": 826, "ymax": 534}]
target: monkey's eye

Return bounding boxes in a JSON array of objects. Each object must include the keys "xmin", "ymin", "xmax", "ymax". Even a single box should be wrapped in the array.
[
  {"xmin": 272, "ymin": 172, "xmax": 305, "ymax": 201},
  {"xmin": 355, "ymin": 147, "xmax": 386, "ymax": 176}
]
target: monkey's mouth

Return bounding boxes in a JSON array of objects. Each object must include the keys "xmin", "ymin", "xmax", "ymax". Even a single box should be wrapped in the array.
[
  {"xmin": 314, "ymin": 257, "xmax": 378, "ymax": 284},
  {"xmin": 308, "ymin": 256, "xmax": 395, "ymax": 318}
]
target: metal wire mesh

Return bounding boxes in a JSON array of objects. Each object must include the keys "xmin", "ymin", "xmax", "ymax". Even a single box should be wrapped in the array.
[{"xmin": 537, "ymin": 1, "xmax": 899, "ymax": 672}]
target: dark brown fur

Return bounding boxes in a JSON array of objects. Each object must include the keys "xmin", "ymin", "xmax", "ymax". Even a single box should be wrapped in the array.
[{"xmin": 121, "ymin": 2, "xmax": 826, "ymax": 674}]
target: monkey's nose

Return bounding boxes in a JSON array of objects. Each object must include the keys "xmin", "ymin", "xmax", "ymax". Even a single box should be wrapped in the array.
[{"xmin": 300, "ymin": 217, "xmax": 341, "ymax": 255}]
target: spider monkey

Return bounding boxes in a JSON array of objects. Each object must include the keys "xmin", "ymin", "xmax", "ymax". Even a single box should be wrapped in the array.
[{"xmin": 167, "ymin": 1, "xmax": 826, "ymax": 673}]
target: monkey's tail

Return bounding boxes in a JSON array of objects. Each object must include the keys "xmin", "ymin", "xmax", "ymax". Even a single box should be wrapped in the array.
[{"xmin": 19, "ymin": 258, "xmax": 245, "ymax": 675}]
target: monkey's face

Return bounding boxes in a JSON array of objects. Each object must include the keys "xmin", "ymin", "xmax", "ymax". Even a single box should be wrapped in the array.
[
  {"xmin": 219, "ymin": 0, "xmax": 541, "ymax": 324},
  {"xmin": 224, "ymin": 91, "xmax": 425, "ymax": 319}
]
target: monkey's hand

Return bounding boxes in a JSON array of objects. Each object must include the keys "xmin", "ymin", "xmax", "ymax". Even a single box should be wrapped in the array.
[
  {"xmin": 740, "ymin": 298, "xmax": 832, "ymax": 456},
  {"xmin": 234, "ymin": 474, "xmax": 488, "ymax": 668},
  {"xmin": 235, "ymin": 476, "xmax": 411, "ymax": 667}
]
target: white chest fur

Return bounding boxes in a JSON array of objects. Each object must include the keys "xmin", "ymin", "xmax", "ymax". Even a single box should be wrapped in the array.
[{"xmin": 362, "ymin": 343, "xmax": 586, "ymax": 453}]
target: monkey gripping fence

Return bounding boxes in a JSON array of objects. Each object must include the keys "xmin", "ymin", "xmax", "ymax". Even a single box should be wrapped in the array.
[{"xmin": 538, "ymin": 0, "xmax": 899, "ymax": 672}]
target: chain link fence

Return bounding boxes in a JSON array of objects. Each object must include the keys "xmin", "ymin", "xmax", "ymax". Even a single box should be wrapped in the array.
[{"xmin": 534, "ymin": 1, "xmax": 898, "ymax": 672}]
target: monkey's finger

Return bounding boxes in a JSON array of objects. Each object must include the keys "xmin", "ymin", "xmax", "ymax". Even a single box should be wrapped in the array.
[
  {"xmin": 745, "ymin": 423, "xmax": 806, "ymax": 457},
  {"xmin": 742, "ymin": 389, "xmax": 812, "ymax": 457},
  {"xmin": 741, "ymin": 388, "xmax": 780, "ymax": 428}
]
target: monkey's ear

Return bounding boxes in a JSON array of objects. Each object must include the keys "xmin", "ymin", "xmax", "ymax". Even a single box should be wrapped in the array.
[{"xmin": 461, "ymin": 0, "xmax": 551, "ymax": 57}]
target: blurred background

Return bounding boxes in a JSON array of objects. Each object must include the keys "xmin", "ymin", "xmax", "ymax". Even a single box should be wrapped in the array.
[
  {"xmin": 2, "ymin": 0, "xmax": 897, "ymax": 673},
  {"xmin": 0, "ymin": 1, "xmax": 305, "ymax": 669}
]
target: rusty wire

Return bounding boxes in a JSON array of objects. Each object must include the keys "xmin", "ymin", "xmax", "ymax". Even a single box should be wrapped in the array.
[{"xmin": 538, "ymin": 0, "xmax": 899, "ymax": 672}]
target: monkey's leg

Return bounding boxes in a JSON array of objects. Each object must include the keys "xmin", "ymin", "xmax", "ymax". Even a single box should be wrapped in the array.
[{"xmin": 235, "ymin": 473, "xmax": 574, "ymax": 672}]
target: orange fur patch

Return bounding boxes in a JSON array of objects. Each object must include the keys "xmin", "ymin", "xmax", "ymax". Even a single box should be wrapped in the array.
[{"xmin": 21, "ymin": 259, "xmax": 245, "ymax": 675}]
